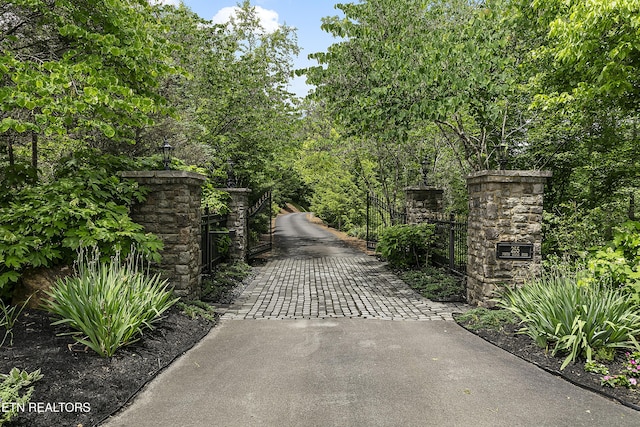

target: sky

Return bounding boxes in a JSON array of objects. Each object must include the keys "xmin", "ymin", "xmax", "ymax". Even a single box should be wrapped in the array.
[{"xmin": 164, "ymin": 0, "xmax": 344, "ymax": 98}]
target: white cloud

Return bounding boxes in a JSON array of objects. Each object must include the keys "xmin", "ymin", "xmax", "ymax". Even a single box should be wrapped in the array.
[{"xmin": 212, "ymin": 6, "xmax": 280, "ymax": 34}]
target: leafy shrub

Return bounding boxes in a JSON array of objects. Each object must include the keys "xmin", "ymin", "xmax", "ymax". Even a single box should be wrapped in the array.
[
  {"xmin": 0, "ymin": 368, "xmax": 43, "ymax": 425},
  {"xmin": 376, "ymin": 223, "xmax": 435, "ymax": 268},
  {"xmin": 0, "ymin": 151, "xmax": 163, "ymax": 296},
  {"xmin": 498, "ymin": 270, "xmax": 640, "ymax": 370},
  {"xmin": 44, "ymin": 248, "xmax": 178, "ymax": 357},
  {"xmin": 586, "ymin": 221, "xmax": 640, "ymax": 302},
  {"xmin": 400, "ymin": 266, "xmax": 465, "ymax": 301}
]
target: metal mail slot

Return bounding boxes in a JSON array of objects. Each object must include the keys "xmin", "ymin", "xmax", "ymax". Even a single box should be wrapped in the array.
[{"xmin": 496, "ymin": 242, "xmax": 534, "ymax": 260}]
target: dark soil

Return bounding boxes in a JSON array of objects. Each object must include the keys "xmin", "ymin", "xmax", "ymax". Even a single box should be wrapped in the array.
[
  {"xmin": 455, "ymin": 317, "xmax": 640, "ymax": 412},
  {"xmin": 1, "ymin": 307, "xmax": 215, "ymax": 427}
]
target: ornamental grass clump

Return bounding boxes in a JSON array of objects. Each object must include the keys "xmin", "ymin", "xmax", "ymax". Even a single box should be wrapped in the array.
[
  {"xmin": 44, "ymin": 248, "xmax": 178, "ymax": 357},
  {"xmin": 498, "ymin": 269, "xmax": 640, "ymax": 370}
]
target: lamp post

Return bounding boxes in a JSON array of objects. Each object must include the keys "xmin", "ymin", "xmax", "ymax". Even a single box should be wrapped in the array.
[
  {"xmin": 159, "ymin": 138, "xmax": 174, "ymax": 170},
  {"xmin": 497, "ymin": 143, "xmax": 508, "ymax": 170},
  {"xmin": 226, "ymin": 159, "xmax": 237, "ymax": 188},
  {"xmin": 421, "ymin": 158, "xmax": 429, "ymax": 187}
]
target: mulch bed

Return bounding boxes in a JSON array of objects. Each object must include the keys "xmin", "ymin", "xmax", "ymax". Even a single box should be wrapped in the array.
[
  {"xmin": 455, "ymin": 317, "xmax": 640, "ymax": 412},
  {"xmin": 1, "ymin": 307, "xmax": 215, "ymax": 427}
]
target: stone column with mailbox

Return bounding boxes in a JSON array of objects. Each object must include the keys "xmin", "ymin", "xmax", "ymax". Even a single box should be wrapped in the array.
[
  {"xmin": 405, "ymin": 186, "xmax": 444, "ymax": 224},
  {"xmin": 120, "ymin": 170, "xmax": 206, "ymax": 299},
  {"xmin": 224, "ymin": 188, "xmax": 251, "ymax": 261},
  {"xmin": 466, "ymin": 170, "xmax": 552, "ymax": 306}
]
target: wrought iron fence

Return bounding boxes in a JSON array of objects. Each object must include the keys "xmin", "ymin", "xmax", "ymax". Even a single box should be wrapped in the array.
[
  {"xmin": 201, "ymin": 207, "xmax": 229, "ymax": 275},
  {"xmin": 366, "ymin": 194, "xmax": 408, "ymax": 250},
  {"xmin": 429, "ymin": 213, "xmax": 467, "ymax": 277}
]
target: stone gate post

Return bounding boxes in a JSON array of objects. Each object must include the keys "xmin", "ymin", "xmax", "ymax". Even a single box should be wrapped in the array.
[
  {"xmin": 466, "ymin": 170, "xmax": 552, "ymax": 306},
  {"xmin": 224, "ymin": 188, "xmax": 251, "ymax": 261},
  {"xmin": 405, "ymin": 187, "xmax": 444, "ymax": 224},
  {"xmin": 121, "ymin": 170, "xmax": 206, "ymax": 299}
]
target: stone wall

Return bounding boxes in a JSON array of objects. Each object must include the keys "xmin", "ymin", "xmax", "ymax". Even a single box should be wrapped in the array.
[
  {"xmin": 405, "ymin": 187, "xmax": 444, "ymax": 224},
  {"xmin": 121, "ymin": 171, "xmax": 206, "ymax": 299},
  {"xmin": 466, "ymin": 170, "xmax": 552, "ymax": 306}
]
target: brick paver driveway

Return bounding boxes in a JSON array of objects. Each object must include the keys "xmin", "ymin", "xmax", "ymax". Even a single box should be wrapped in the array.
[{"xmin": 221, "ymin": 213, "xmax": 466, "ymax": 321}]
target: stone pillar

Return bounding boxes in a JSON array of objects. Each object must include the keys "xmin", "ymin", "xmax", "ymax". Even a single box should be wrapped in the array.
[
  {"xmin": 121, "ymin": 170, "xmax": 206, "ymax": 299},
  {"xmin": 466, "ymin": 170, "xmax": 552, "ymax": 306},
  {"xmin": 224, "ymin": 188, "xmax": 251, "ymax": 261},
  {"xmin": 405, "ymin": 186, "xmax": 444, "ymax": 224}
]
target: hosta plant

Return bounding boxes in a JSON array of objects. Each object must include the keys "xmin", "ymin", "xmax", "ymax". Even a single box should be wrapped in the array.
[
  {"xmin": 44, "ymin": 248, "xmax": 178, "ymax": 357},
  {"xmin": 498, "ymin": 270, "xmax": 640, "ymax": 370}
]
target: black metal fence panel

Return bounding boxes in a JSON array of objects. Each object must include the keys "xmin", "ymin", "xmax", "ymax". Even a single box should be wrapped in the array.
[
  {"xmin": 366, "ymin": 194, "xmax": 467, "ymax": 276},
  {"xmin": 429, "ymin": 213, "xmax": 467, "ymax": 277},
  {"xmin": 201, "ymin": 207, "xmax": 228, "ymax": 275},
  {"xmin": 247, "ymin": 190, "xmax": 273, "ymax": 259},
  {"xmin": 366, "ymin": 194, "xmax": 407, "ymax": 250}
]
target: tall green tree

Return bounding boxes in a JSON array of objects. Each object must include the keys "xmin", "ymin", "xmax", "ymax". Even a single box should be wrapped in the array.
[
  {"xmin": 0, "ymin": 0, "xmax": 178, "ymax": 173},
  {"xmin": 305, "ymin": 0, "xmax": 530, "ymax": 172}
]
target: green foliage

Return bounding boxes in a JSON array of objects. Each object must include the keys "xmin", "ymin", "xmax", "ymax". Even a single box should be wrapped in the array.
[
  {"xmin": 0, "ymin": 368, "xmax": 43, "ymax": 425},
  {"xmin": 44, "ymin": 248, "xmax": 178, "ymax": 357},
  {"xmin": 176, "ymin": 300, "xmax": 216, "ymax": 322},
  {"xmin": 400, "ymin": 266, "xmax": 465, "ymax": 301},
  {"xmin": 376, "ymin": 224, "xmax": 435, "ymax": 268},
  {"xmin": 202, "ymin": 262, "xmax": 251, "ymax": 303},
  {"xmin": 0, "ymin": 0, "xmax": 177, "ymax": 149},
  {"xmin": 456, "ymin": 308, "xmax": 518, "ymax": 332},
  {"xmin": 584, "ymin": 360, "xmax": 609, "ymax": 375},
  {"xmin": 0, "ymin": 151, "xmax": 163, "ymax": 295},
  {"xmin": 587, "ymin": 221, "xmax": 640, "ymax": 303},
  {"xmin": 0, "ymin": 297, "xmax": 29, "ymax": 347},
  {"xmin": 595, "ymin": 351, "xmax": 640, "ymax": 389},
  {"xmin": 498, "ymin": 270, "xmax": 640, "ymax": 370}
]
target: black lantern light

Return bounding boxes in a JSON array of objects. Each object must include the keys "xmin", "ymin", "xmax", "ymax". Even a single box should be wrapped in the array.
[
  {"xmin": 421, "ymin": 158, "xmax": 429, "ymax": 187},
  {"xmin": 497, "ymin": 143, "xmax": 508, "ymax": 170},
  {"xmin": 159, "ymin": 138, "xmax": 174, "ymax": 170}
]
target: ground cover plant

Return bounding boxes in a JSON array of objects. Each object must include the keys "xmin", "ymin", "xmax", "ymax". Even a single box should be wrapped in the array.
[
  {"xmin": 201, "ymin": 262, "xmax": 252, "ymax": 303},
  {"xmin": 0, "ymin": 368, "xmax": 43, "ymax": 426},
  {"xmin": 400, "ymin": 265, "xmax": 465, "ymax": 302}
]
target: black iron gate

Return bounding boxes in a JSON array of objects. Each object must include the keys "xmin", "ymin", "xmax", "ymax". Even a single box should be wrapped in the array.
[
  {"xmin": 201, "ymin": 207, "xmax": 228, "ymax": 275},
  {"xmin": 247, "ymin": 190, "xmax": 273, "ymax": 259},
  {"xmin": 366, "ymin": 194, "xmax": 407, "ymax": 250},
  {"xmin": 366, "ymin": 194, "xmax": 467, "ymax": 276},
  {"xmin": 430, "ymin": 213, "xmax": 467, "ymax": 277}
]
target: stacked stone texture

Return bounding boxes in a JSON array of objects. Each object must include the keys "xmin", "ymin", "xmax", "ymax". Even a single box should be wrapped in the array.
[
  {"xmin": 405, "ymin": 187, "xmax": 444, "ymax": 225},
  {"xmin": 224, "ymin": 189, "xmax": 250, "ymax": 261},
  {"xmin": 121, "ymin": 171, "xmax": 206, "ymax": 299},
  {"xmin": 466, "ymin": 170, "xmax": 552, "ymax": 306}
]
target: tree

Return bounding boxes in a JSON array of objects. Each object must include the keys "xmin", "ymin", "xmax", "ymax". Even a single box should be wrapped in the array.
[
  {"xmin": 305, "ymin": 0, "xmax": 530, "ymax": 172},
  {"xmin": 0, "ymin": 0, "xmax": 178, "ymax": 174}
]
